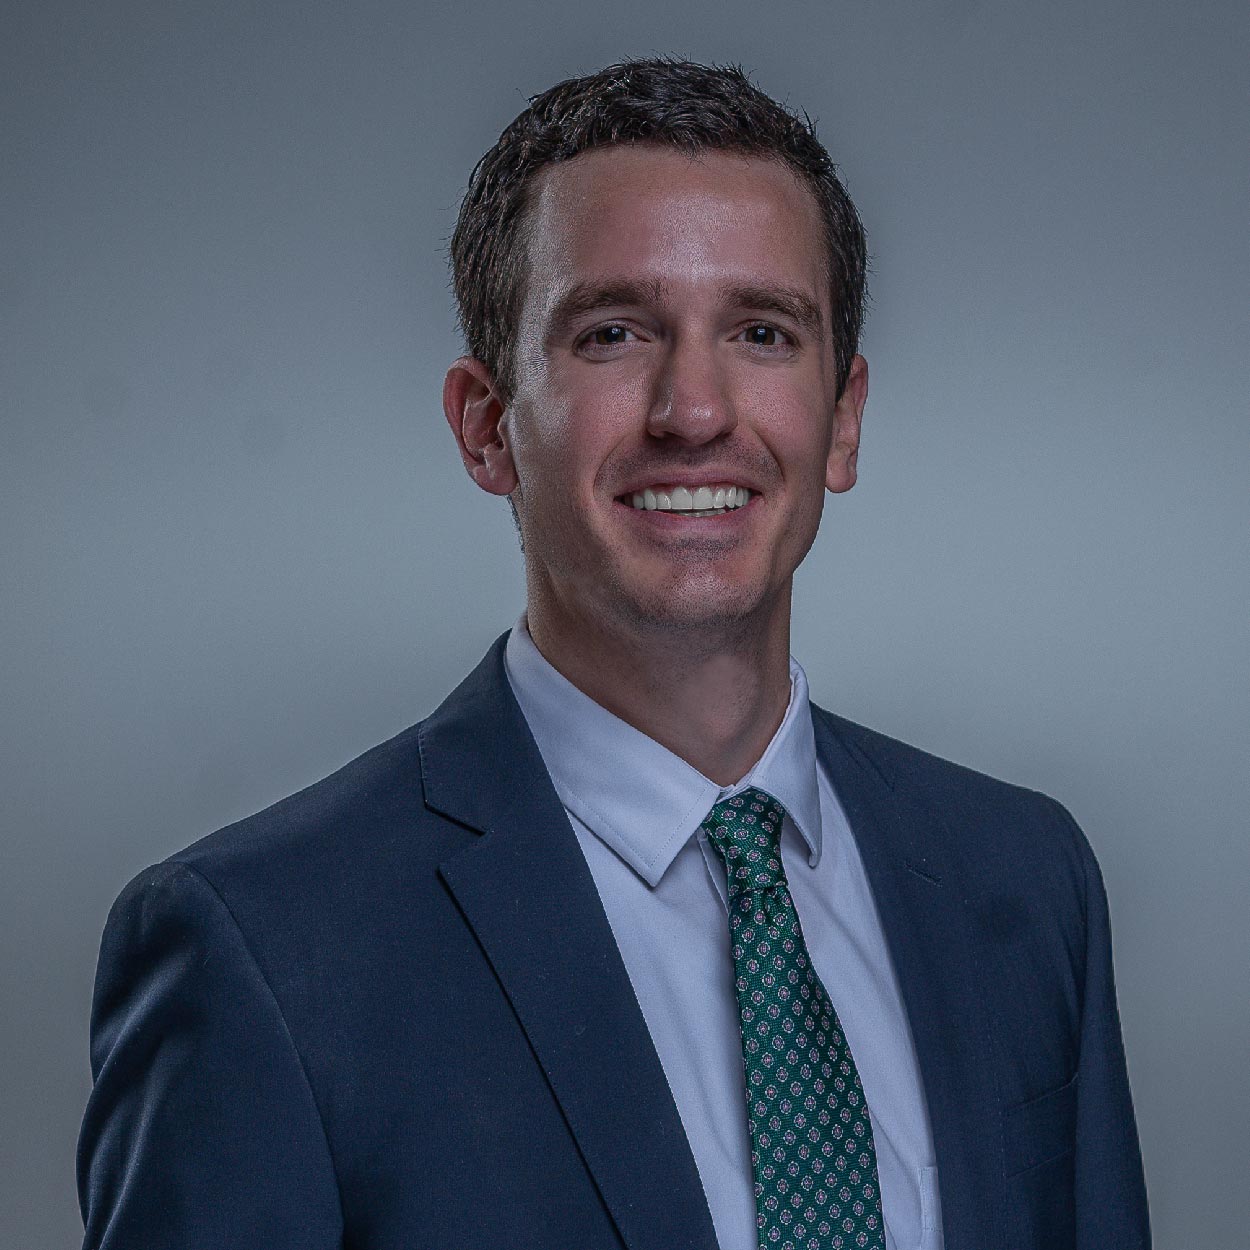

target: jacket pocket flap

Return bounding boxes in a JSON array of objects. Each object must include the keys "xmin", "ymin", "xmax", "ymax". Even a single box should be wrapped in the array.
[{"xmin": 1003, "ymin": 1072, "xmax": 1078, "ymax": 1177}]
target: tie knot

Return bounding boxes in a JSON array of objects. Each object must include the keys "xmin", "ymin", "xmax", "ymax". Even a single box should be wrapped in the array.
[{"xmin": 701, "ymin": 786, "xmax": 788, "ymax": 893}]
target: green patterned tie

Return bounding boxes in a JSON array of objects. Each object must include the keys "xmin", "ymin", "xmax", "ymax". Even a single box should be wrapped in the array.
[{"xmin": 702, "ymin": 787, "xmax": 885, "ymax": 1250}]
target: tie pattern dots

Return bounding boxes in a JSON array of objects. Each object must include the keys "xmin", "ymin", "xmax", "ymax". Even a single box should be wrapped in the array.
[{"xmin": 702, "ymin": 787, "xmax": 885, "ymax": 1250}]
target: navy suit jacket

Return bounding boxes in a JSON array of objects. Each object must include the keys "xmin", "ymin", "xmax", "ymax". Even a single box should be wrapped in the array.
[{"xmin": 79, "ymin": 633, "xmax": 1150, "ymax": 1248}]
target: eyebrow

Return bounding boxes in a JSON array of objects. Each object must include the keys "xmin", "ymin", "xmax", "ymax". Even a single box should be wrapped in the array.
[
  {"xmin": 543, "ymin": 278, "xmax": 825, "ymax": 341},
  {"xmin": 544, "ymin": 279, "xmax": 667, "ymax": 340},
  {"xmin": 722, "ymin": 284, "xmax": 824, "ymax": 338}
]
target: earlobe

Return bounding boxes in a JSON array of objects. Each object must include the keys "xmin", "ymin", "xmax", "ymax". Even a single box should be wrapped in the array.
[
  {"xmin": 442, "ymin": 357, "xmax": 518, "ymax": 497},
  {"xmin": 825, "ymin": 354, "xmax": 868, "ymax": 494}
]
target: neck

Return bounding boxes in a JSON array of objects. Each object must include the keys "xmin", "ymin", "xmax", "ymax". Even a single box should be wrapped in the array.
[{"xmin": 525, "ymin": 589, "xmax": 794, "ymax": 787}]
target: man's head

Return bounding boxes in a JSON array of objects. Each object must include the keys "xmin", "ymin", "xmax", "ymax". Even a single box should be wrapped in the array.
[
  {"xmin": 450, "ymin": 58, "xmax": 867, "ymax": 406},
  {"xmin": 443, "ymin": 59, "xmax": 869, "ymax": 649}
]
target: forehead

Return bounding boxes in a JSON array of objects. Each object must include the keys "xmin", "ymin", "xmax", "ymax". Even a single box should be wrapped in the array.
[{"xmin": 520, "ymin": 145, "xmax": 829, "ymax": 320}]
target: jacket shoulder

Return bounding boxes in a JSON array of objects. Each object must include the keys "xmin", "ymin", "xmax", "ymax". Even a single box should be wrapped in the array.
[
  {"xmin": 813, "ymin": 705, "xmax": 1099, "ymax": 892},
  {"xmin": 126, "ymin": 716, "xmax": 470, "ymax": 930}
]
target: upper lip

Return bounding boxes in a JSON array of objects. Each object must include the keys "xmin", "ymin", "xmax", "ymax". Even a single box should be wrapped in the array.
[{"xmin": 614, "ymin": 472, "xmax": 763, "ymax": 497}]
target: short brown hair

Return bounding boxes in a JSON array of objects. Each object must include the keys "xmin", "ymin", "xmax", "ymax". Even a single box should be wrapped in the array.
[{"xmin": 449, "ymin": 57, "xmax": 868, "ymax": 402}]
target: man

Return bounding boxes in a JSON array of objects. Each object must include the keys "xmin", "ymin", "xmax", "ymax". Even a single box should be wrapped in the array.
[{"xmin": 78, "ymin": 59, "xmax": 1150, "ymax": 1249}]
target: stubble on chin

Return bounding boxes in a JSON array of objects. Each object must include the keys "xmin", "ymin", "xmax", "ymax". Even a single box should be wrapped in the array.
[{"xmin": 598, "ymin": 555, "xmax": 784, "ymax": 660}]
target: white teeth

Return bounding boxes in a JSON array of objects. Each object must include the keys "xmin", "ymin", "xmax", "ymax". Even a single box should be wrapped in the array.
[{"xmin": 627, "ymin": 484, "xmax": 752, "ymax": 512}]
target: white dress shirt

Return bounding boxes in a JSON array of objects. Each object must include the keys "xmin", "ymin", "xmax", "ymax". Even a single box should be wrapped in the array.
[{"xmin": 504, "ymin": 617, "xmax": 944, "ymax": 1250}]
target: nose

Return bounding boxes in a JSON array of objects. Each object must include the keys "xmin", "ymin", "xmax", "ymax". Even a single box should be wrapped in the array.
[{"xmin": 645, "ymin": 335, "xmax": 738, "ymax": 444}]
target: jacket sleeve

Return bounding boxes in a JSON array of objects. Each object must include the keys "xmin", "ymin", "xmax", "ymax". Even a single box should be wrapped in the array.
[
  {"xmin": 77, "ymin": 861, "xmax": 344, "ymax": 1249},
  {"xmin": 1053, "ymin": 801, "xmax": 1152, "ymax": 1248}
]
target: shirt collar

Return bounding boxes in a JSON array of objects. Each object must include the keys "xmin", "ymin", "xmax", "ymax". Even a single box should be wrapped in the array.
[{"xmin": 504, "ymin": 615, "xmax": 823, "ymax": 887}]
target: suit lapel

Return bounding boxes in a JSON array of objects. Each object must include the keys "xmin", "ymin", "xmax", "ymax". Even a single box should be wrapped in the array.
[
  {"xmin": 420, "ymin": 635, "xmax": 719, "ymax": 1250},
  {"xmin": 812, "ymin": 707, "xmax": 1005, "ymax": 1250}
]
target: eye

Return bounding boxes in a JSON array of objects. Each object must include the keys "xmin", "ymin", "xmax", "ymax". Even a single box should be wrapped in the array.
[
  {"xmin": 581, "ymin": 324, "xmax": 637, "ymax": 350},
  {"xmin": 740, "ymin": 324, "xmax": 793, "ymax": 349}
]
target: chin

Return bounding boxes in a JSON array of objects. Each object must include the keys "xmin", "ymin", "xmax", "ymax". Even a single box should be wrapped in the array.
[{"xmin": 617, "ymin": 574, "xmax": 772, "ymax": 636}]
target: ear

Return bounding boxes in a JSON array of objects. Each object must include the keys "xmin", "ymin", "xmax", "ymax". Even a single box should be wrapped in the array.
[
  {"xmin": 442, "ymin": 356, "xmax": 518, "ymax": 496},
  {"xmin": 825, "ymin": 354, "xmax": 868, "ymax": 494}
]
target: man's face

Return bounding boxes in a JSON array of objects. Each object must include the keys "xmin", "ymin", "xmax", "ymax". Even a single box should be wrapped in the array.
[{"xmin": 498, "ymin": 145, "xmax": 864, "ymax": 639}]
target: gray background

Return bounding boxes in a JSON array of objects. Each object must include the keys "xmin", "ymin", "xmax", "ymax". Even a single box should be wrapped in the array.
[{"xmin": 3, "ymin": 0, "xmax": 1247, "ymax": 1245}]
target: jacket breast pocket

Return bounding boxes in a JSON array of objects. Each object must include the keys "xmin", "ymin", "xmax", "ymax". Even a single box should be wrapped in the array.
[{"xmin": 1003, "ymin": 1071, "xmax": 1078, "ymax": 1178}]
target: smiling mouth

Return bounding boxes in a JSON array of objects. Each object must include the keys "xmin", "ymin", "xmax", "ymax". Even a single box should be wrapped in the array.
[{"xmin": 620, "ymin": 484, "xmax": 754, "ymax": 517}]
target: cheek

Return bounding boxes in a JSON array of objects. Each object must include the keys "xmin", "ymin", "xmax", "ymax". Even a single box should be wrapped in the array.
[
  {"xmin": 508, "ymin": 387, "xmax": 574, "ymax": 479},
  {"xmin": 508, "ymin": 395, "xmax": 615, "ymax": 522},
  {"xmin": 750, "ymin": 394, "xmax": 836, "ymax": 484},
  {"xmin": 533, "ymin": 372, "xmax": 642, "ymax": 471}
]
